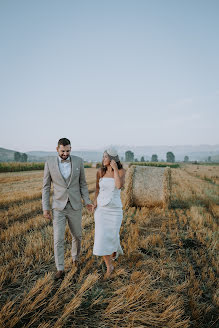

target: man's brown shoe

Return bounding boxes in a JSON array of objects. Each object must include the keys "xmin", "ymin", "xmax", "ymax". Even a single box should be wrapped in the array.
[{"xmin": 54, "ymin": 270, "xmax": 65, "ymax": 281}]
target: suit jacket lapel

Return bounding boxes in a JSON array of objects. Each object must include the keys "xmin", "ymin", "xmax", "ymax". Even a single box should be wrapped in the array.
[{"xmin": 55, "ymin": 157, "xmax": 67, "ymax": 185}]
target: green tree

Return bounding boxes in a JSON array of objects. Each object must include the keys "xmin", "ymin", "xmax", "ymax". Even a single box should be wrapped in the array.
[
  {"xmin": 21, "ymin": 153, "xmax": 28, "ymax": 162},
  {"xmin": 140, "ymin": 156, "xmax": 145, "ymax": 162},
  {"xmin": 134, "ymin": 158, "xmax": 138, "ymax": 162},
  {"xmin": 14, "ymin": 152, "xmax": 21, "ymax": 162},
  {"xmin": 125, "ymin": 150, "xmax": 134, "ymax": 162},
  {"xmin": 151, "ymin": 154, "xmax": 158, "ymax": 162},
  {"xmin": 208, "ymin": 156, "xmax": 212, "ymax": 162},
  {"xmin": 166, "ymin": 152, "xmax": 175, "ymax": 163},
  {"xmin": 184, "ymin": 155, "xmax": 189, "ymax": 162}
]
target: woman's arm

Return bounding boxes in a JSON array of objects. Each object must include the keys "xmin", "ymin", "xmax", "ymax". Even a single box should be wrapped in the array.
[
  {"xmin": 93, "ymin": 169, "xmax": 101, "ymax": 209},
  {"xmin": 110, "ymin": 160, "xmax": 126, "ymax": 189}
]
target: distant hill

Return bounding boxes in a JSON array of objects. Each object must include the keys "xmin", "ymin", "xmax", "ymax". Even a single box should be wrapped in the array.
[
  {"xmin": 0, "ymin": 147, "xmax": 17, "ymax": 162},
  {"xmin": 112, "ymin": 144, "xmax": 219, "ymax": 162},
  {"xmin": 27, "ymin": 150, "xmax": 103, "ymax": 162},
  {"xmin": 211, "ymin": 154, "xmax": 219, "ymax": 162},
  {"xmin": 0, "ymin": 148, "xmax": 45, "ymax": 162},
  {"xmin": 1, "ymin": 145, "xmax": 219, "ymax": 163},
  {"xmin": 0, "ymin": 148, "xmax": 103, "ymax": 162}
]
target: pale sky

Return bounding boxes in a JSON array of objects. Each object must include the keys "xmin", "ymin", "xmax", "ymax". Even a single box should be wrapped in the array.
[{"xmin": 0, "ymin": 0, "xmax": 219, "ymax": 152}]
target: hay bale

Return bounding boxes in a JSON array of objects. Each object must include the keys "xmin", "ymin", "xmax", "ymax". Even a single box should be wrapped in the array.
[{"xmin": 124, "ymin": 165, "xmax": 171, "ymax": 208}]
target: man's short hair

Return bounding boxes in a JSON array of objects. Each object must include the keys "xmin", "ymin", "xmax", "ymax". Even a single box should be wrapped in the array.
[{"xmin": 58, "ymin": 138, "xmax": 71, "ymax": 147}]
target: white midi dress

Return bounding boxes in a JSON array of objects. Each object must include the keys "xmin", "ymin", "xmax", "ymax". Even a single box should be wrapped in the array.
[{"xmin": 93, "ymin": 177, "xmax": 123, "ymax": 257}]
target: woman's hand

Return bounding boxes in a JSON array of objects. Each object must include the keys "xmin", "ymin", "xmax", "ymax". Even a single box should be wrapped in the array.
[
  {"xmin": 92, "ymin": 200, "xmax": 97, "ymax": 213},
  {"xmin": 110, "ymin": 159, "xmax": 118, "ymax": 170},
  {"xmin": 43, "ymin": 210, "xmax": 51, "ymax": 219},
  {"xmin": 86, "ymin": 204, "xmax": 93, "ymax": 212}
]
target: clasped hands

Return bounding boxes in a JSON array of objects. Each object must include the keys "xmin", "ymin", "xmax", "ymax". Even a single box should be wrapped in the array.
[
  {"xmin": 86, "ymin": 201, "xmax": 97, "ymax": 213},
  {"xmin": 43, "ymin": 203, "xmax": 97, "ymax": 219}
]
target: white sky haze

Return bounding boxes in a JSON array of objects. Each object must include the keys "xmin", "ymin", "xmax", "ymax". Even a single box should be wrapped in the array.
[{"xmin": 0, "ymin": 0, "xmax": 218, "ymax": 152}]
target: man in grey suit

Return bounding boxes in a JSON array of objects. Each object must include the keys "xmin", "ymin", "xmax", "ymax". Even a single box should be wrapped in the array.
[{"xmin": 42, "ymin": 138, "xmax": 93, "ymax": 280}]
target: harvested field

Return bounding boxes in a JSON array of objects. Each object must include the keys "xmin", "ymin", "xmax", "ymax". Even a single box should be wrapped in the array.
[
  {"xmin": 182, "ymin": 164, "xmax": 219, "ymax": 185},
  {"xmin": 0, "ymin": 165, "xmax": 218, "ymax": 327}
]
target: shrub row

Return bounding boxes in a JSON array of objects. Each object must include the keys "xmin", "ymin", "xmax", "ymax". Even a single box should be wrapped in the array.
[
  {"xmin": 128, "ymin": 162, "xmax": 180, "ymax": 168},
  {"xmin": 0, "ymin": 162, "xmax": 92, "ymax": 172}
]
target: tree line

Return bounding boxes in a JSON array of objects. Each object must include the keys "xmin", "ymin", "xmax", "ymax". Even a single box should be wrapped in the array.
[
  {"xmin": 125, "ymin": 150, "xmax": 183, "ymax": 163},
  {"xmin": 12, "ymin": 151, "xmax": 212, "ymax": 164},
  {"xmin": 124, "ymin": 151, "xmax": 215, "ymax": 163},
  {"xmin": 14, "ymin": 152, "xmax": 28, "ymax": 162}
]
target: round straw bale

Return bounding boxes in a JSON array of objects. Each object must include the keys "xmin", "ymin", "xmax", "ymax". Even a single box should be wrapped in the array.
[{"xmin": 124, "ymin": 165, "xmax": 171, "ymax": 208}]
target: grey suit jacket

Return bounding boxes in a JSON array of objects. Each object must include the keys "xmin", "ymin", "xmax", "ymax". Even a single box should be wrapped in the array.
[{"xmin": 42, "ymin": 155, "xmax": 91, "ymax": 211}]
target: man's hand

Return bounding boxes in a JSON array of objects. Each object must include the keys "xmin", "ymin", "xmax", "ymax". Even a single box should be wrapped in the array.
[
  {"xmin": 86, "ymin": 204, "xmax": 94, "ymax": 213},
  {"xmin": 43, "ymin": 210, "xmax": 51, "ymax": 219}
]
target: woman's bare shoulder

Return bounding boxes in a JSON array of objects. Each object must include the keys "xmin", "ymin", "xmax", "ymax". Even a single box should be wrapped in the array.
[{"xmin": 97, "ymin": 168, "xmax": 102, "ymax": 178}]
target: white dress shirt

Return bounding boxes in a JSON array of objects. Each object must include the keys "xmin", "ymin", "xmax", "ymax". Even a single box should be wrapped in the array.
[{"xmin": 58, "ymin": 156, "xmax": 71, "ymax": 180}]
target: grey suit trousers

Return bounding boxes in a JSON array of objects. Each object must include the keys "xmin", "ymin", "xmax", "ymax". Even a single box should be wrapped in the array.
[{"xmin": 52, "ymin": 202, "xmax": 82, "ymax": 271}]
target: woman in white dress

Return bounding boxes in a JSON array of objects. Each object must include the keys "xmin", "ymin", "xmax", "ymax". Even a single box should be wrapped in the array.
[{"xmin": 92, "ymin": 149, "xmax": 126, "ymax": 277}]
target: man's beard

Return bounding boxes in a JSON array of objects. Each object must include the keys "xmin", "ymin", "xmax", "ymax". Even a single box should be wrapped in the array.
[{"xmin": 60, "ymin": 155, "xmax": 69, "ymax": 160}]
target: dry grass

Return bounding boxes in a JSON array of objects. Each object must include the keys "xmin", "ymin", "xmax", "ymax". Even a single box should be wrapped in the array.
[
  {"xmin": 183, "ymin": 164, "xmax": 219, "ymax": 185},
  {"xmin": 0, "ymin": 165, "xmax": 218, "ymax": 327}
]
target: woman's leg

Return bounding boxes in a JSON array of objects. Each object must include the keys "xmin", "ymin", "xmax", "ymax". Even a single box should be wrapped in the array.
[
  {"xmin": 103, "ymin": 255, "xmax": 114, "ymax": 276},
  {"xmin": 111, "ymin": 251, "xmax": 117, "ymax": 260}
]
